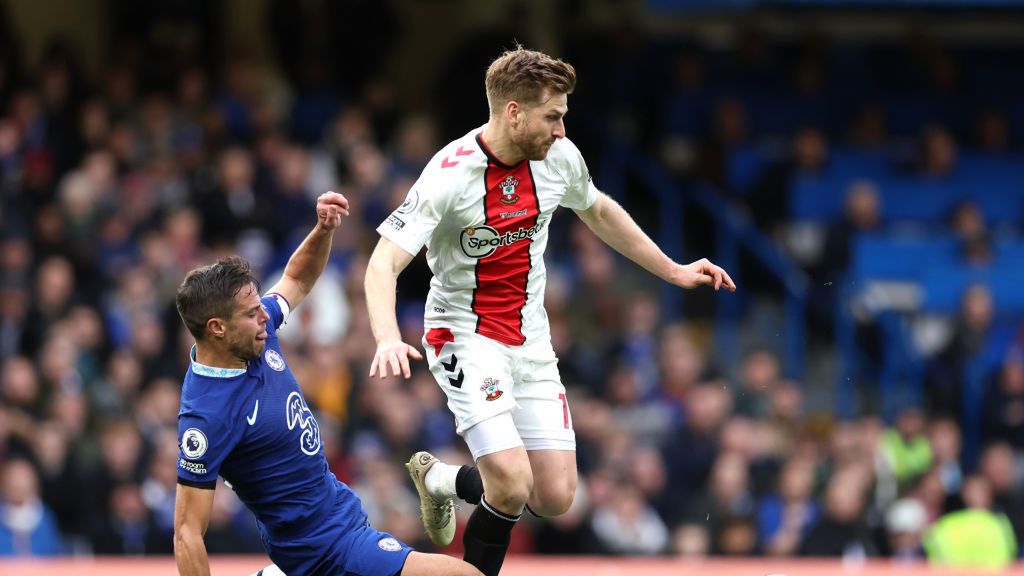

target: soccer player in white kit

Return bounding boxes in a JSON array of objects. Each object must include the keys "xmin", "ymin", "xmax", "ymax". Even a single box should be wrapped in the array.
[{"xmin": 365, "ymin": 47, "xmax": 735, "ymax": 575}]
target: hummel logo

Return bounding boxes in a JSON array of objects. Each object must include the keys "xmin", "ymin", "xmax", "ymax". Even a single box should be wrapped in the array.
[
  {"xmin": 440, "ymin": 354, "xmax": 463, "ymax": 388},
  {"xmin": 246, "ymin": 400, "xmax": 259, "ymax": 426}
]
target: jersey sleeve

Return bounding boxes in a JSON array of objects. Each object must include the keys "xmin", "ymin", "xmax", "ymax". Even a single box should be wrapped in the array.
[
  {"xmin": 558, "ymin": 139, "xmax": 599, "ymax": 211},
  {"xmin": 261, "ymin": 294, "xmax": 290, "ymax": 333},
  {"xmin": 376, "ymin": 166, "xmax": 452, "ymax": 256},
  {"xmin": 177, "ymin": 410, "xmax": 240, "ymax": 489}
]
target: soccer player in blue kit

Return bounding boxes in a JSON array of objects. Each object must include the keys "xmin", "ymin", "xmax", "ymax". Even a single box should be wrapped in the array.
[{"xmin": 173, "ymin": 191, "xmax": 480, "ymax": 576}]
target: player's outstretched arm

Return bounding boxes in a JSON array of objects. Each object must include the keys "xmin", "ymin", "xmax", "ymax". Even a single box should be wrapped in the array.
[
  {"xmin": 174, "ymin": 483, "xmax": 216, "ymax": 576},
  {"xmin": 574, "ymin": 192, "xmax": 736, "ymax": 291},
  {"xmin": 365, "ymin": 236, "xmax": 423, "ymax": 379},
  {"xmin": 265, "ymin": 191, "xmax": 350, "ymax": 310}
]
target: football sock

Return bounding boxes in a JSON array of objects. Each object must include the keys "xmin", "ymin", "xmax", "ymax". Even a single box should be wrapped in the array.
[
  {"xmin": 524, "ymin": 503, "xmax": 543, "ymax": 518},
  {"xmin": 424, "ymin": 461, "xmax": 460, "ymax": 498},
  {"xmin": 456, "ymin": 465, "xmax": 484, "ymax": 505},
  {"xmin": 463, "ymin": 497, "xmax": 521, "ymax": 576}
]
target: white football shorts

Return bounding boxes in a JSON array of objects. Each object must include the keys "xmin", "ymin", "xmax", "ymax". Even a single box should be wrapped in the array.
[{"xmin": 422, "ymin": 327, "xmax": 575, "ymax": 459}]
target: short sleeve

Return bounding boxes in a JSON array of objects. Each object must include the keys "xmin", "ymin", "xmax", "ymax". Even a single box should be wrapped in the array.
[
  {"xmin": 177, "ymin": 412, "xmax": 239, "ymax": 489},
  {"xmin": 261, "ymin": 294, "xmax": 289, "ymax": 332},
  {"xmin": 558, "ymin": 139, "xmax": 599, "ymax": 211},
  {"xmin": 377, "ymin": 168, "xmax": 451, "ymax": 256}
]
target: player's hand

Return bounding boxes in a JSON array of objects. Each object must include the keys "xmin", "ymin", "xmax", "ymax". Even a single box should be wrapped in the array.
[
  {"xmin": 369, "ymin": 339, "xmax": 423, "ymax": 379},
  {"xmin": 316, "ymin": 191, "xmax": 350, "ymax": 230},
  {"xmin": 673, "ymin": 258, "xmax": 736, "ymax": 291}
]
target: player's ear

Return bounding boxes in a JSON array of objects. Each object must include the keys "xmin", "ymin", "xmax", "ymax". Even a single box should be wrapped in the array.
[
  {"xmin": 506, "ymin": 100, "xmax": 522, "ymax": 127},
  {"xmin": 206, "ymin": 317, "xmax": 227, "ymax": 339}
]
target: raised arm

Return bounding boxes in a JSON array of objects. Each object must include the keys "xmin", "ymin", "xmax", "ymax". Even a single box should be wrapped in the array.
[
  {"xmin": 574, "ymin": 192, "xmax": 736, "ymax": 291},
  {"xmin": 173, "ymin": 483, "xmax": 216, "ymax": 576},
  {"xmin": 265, "ymin": 191, "xmax": 350, "ymax": 310},
  {"xmin": 365, "ymin": 236, "xmax": 421, "ymax": 378}
]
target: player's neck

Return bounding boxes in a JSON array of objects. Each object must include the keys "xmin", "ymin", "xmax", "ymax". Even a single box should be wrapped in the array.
[
  {"xmin": 194, "ymin": 343, "xmax": 247, "ymax": 370},
  {"xmin": 481, "ymin": 122, "xmax": 525, "ymax": 166}
]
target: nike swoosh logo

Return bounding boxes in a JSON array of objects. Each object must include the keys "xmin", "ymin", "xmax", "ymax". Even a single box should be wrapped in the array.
[{"xmin": 246, "ymin": 400, "xmax": 259, "ymax": 426}]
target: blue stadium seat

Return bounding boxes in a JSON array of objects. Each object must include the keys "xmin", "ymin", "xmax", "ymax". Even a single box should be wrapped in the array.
[
  {"xmin": 921, "ymin": 266, "xmax": 1024, "ymax": 314},
  {"xmin": 727, "ymin": 145, "xmax": 773, "ymax": 195},
  {"xmin": 994, "ymin": 239, "xmax": 1024, "ymax": 268},
  {"xmin": 851, "ymin": 233, "xmax": 960, "ymax": 283},
  {"xmin": 829, "ymin": 149, "xmax": 891, "ymax": 181},
  {"xmin": 786, "ymin": 151, "xmax": 892, "ymax": 221},
  {"xmin": 788, "ymin": 172, "xmax": 850, "ymax": 220},
  {"xmin": 743, "ymin": 93, "xmax": 831, "ymax": 136},
  {"xmin": 955, "ymin": 153, "xmax": 1024, "ymax": 223},
  {"xmin": 663, "ymin": 91, "xmax": 711, "ymax": 138},
  {"xmin": 877, "ymin": 178, "xmax": 964, "ymax": 222}
]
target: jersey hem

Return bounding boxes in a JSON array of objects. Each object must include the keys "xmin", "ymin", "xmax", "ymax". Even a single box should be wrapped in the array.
[{"xmin": 476, "ymin": 327, "xmax": 526, "ymax": 347}]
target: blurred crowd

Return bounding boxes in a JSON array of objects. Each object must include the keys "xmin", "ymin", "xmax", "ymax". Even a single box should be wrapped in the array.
[{"xmin": 1, "ymin": 3, "xmax": 1023, "ymax": 569}]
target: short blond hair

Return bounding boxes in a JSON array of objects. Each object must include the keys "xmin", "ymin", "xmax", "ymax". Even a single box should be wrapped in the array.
[{"xmin": 485, "ymin": 47, "xmax": 576, "ymax": 116}]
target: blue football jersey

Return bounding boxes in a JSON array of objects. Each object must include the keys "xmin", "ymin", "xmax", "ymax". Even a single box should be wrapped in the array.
[{"xmin": 177, "ymin": 295, "xmax": 405, "ymax": 574}]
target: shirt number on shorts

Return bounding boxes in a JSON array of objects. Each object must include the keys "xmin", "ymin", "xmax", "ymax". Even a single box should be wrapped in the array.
[{"xmin": 559, "ymin": 393, "xmax": 571, "ymax": 430}]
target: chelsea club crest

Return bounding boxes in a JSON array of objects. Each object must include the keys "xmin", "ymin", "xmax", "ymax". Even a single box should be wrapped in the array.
[{"xmin": 265, "ymin": 349, "xmax": 285, "ymax": 371}]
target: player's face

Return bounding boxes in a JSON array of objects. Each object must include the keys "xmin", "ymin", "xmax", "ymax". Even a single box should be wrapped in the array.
[
  {"xmin": 225, "ymin": 283, "xmax": 269, "ymax": 361},
  {"xmin": 515, "ymin": 89, "xmax": 567, "ymax": 161}
]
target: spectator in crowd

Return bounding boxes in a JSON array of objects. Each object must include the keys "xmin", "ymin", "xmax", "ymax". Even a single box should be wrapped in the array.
[
  {"xmin": 983, "ymin": 349, "xmax": 1024, "ymax": 449},
  {"xmin": 748, "ymin": 127, "xmax": 829, "ymax": 235},
  {"xmin": 977, "ymin": 442, "xmax": 1024, "ymax": 543},
  {"xmin": 799, "ymin": 470, "xmax": 876, "ymax": 558},
  {"xmin": 926, "ymin": 284, "xmax": 996, "ymax": 416},
  {"xmin": 0, "ymin": 458, "xmax": 63, "ymax": 556},
  {"xmin": 927, "ymin": 418, "xmax": 963, "ymax": 497},
  {"xmin": 732, "ymin": 348, "xmax": 783, "ymax": 419},
  {"xmin": 884, "ymin": 498, "xmax": 927, "ymax": 562},
  {"xmin": 924, "ymin": 475, "xmax": 1017, "ymax": 568},
  {"xmin": 590, "ymin": 482, "xmax": 668, "ymax": 555},
  {"xmin": 816, "ymin": 179, "xmax": 881, "ymax": 283},
  {"xmin": 918, "ymin": 125, "xmax": 958, "ymax": 180},
  {"xmin": 757, "ymin": 455, "xmax": 820, "ymax": 556},
  {"xmin": 89, "ymin": 481, "xmax": 171, "ymax": 555},
  {"xmin": 879, "ymin": 408, "xmax": 932, "ymax": 493}
]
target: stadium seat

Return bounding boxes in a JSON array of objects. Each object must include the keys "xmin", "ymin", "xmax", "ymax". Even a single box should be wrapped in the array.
[
  {"xmin": 876, "ymin": 178, "xmax": 964, "ymax": 223},
  {"xmin": 955, "ymin": 153, "xmax": 1024, "ymax": 223},
  {"xmin": 850, "ymin": 233, "xmax": 960, "ymax": 283},
  {"xmin": 829, "ymin": 148, "xmax": 892, "ymax": 181},
  {"xmin": 726, "ymin": 145, "xmax": 776, "ymax": 195},
  {"xmin": 921, "ymin": 266, "xmax": 1024, "ymax": 314},
  {"xmin": 788, "ymin": 172, "xmax": 850, "ymax": 220}
]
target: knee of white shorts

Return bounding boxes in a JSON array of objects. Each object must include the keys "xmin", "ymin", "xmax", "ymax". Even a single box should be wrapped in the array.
[
  {"xmin": 462, "ymin": 411, "xmax": 524, "ymax": 460},
  {"xmin": 252, "ymin": 565, "xmax": 286, "ymax": 576}
]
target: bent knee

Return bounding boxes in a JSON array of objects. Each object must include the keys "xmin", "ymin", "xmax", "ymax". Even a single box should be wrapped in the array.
[
  {"xmin": 532, "ymin": 478, "xmax": 577, "ymax": 516},
  {"xmin": 479, "ymin": 457, "xmax": 534, "ymax": 510}
]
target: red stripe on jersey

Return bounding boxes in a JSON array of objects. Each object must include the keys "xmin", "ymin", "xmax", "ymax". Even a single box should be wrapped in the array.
[
  {"xmin": 472, "ymin": 159, "xmax": 539, "ymax": 346},
  {"xmin": 425, "ymin": 327, "xmax": 455, "ymax": 357}
]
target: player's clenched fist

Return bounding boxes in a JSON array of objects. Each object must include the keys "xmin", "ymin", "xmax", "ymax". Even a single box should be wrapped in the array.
[
  {"xmin": 316, "ymin": 191, "xmax": 349, "ymax": 229},
  {"xmin": 370, "ymin": 339, "xmax": 424, "ymax": 379}
]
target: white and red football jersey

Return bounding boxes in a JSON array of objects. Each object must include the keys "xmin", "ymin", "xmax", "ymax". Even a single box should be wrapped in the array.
[{"xmin": 377, "ymin": 126, "xmax": 598, "ymax": 347}]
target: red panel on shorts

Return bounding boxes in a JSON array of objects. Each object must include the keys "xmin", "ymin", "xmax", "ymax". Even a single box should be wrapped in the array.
[{"xmin": 425, "ymin": 327, "xmax": 455, "ymax": 357}]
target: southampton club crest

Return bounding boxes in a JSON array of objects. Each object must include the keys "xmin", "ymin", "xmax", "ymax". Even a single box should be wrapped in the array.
[
  {"xmin": 499, "ymin": 175, "xmax": 519, "ymax": 205},
  {"xmin": 481, "ymin": 377, "xmax": 504, "ymax": 401}
]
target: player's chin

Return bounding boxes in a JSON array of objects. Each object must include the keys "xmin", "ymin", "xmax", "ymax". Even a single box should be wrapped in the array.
[
  {"xmin": 528, "ymin": 146, "xmax": 551, "ymax": 161},
  {"xmin": 253, "ymin": 340, "xmax": 267, "ymax": 357}
]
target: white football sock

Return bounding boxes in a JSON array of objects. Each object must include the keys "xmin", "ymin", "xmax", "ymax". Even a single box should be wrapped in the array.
[{"xmin": 424, "ymin": 461, "xmax": 460, "ymax": 499}]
